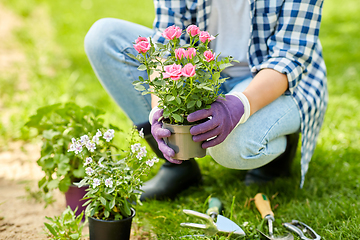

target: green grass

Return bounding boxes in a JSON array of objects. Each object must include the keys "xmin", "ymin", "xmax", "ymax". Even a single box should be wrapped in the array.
[{"xmin": 0, "ymin": 0, "xmax": 359, "ymax": 239}]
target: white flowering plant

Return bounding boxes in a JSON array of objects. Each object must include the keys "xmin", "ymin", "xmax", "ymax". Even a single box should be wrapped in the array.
[
  {"xmin": 71, "ymin": 127, "xmax": 158, "ymax": 220},
  {"xmin": 25, "ymin": 102, "xmax": 115, "ymax": 206},
  {"xmin": 130, "ymin": 25, "xmax": 237, "ymax": 124}
]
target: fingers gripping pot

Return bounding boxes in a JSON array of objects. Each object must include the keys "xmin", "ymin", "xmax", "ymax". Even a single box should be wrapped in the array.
[{"xmin": 150, "ymin": 107, "xmax": 205, "ymax": 161}]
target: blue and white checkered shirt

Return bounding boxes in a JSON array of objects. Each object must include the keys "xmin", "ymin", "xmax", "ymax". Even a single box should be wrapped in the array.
[{"xmin": 152, "ymin": 0, "xmax": 328, "ymax": 188}]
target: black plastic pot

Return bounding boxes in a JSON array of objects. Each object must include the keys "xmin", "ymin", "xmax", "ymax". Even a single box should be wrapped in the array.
[
  {"xmin": 162, "ymin": 122, "xmax": 206, "ymax": 160},
  {"xmin": 64, "ymin": 184, "xmax": 88, "ymax": 221},
  {"xmin": 88, "ymin": 208, "xmax": 136, "ymax": 240}
]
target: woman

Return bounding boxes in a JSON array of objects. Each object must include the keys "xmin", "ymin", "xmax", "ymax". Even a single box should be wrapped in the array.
[{"xmin": 84, "ymin": 0, "xmax": 328, "ymax": 201}]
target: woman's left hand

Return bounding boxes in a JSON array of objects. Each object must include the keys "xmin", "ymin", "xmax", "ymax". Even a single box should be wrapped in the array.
[{"xmin": 187, "ymin": 95, "xmax": 244, "ymax": 148}]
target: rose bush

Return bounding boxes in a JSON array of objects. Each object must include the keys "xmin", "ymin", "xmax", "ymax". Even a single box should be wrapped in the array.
[{"xmin": 129, "ymin": 24, "xmax": 237, "ymax": 124}]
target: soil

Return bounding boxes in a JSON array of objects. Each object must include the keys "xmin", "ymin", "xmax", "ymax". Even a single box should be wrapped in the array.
[
  {"xmin": 0, "ymin": 5, "xmax": 151, "ymax": 240},
  {"xmin": 0, "ymin": 142, "xmax": 66, "ymax": 240},
  {"xmin": 0, "ymin": 142, "xmax": 150, "ymax": 240}
]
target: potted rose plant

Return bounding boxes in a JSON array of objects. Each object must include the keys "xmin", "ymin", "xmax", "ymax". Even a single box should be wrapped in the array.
[
  {"xmin": 130, "ymin": 25, "xmax": 236, "ymax": 160},
  {"xmin": 25, "ymin": 102, "xmax": 116, "ymax": 218},
  {"xmin": 72, "ymin": 127, "xmax": 158, "ymax": 240}
]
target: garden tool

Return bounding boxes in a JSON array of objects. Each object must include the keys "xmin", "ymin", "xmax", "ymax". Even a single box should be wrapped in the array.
[
  {"xmin": 180, "ymin": 197, "xmax": 246, "ymax": 237},
  {"xmin": 254, "ymin": 193, "xmax": 294, "ymax": 240},
  {"xmin": 283, "ymin": 220, "xmax": 321, "ymax": 240}
]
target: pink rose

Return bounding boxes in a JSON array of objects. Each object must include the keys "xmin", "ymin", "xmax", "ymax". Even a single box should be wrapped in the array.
[
  {"xmin": 133, "ymin": 40, "xmax": 151, "ymax": 53},
  {"xmin": 186, "ymin": 25, "xmax": 200, "ymax": 37},
  {"xmin": 181, "ymin": 63, "xmax": 196, "ymax": 77},
  {"xmin": 135, "ymin": 37, "xmax": 148, "ymax": 43},
  {"xmin": 175, "ymin": 48, "xmax": 187, "ymax": 60},
  {"xmin": 162, "ymin": 25, "xmax": 182, "ymax": 40},
  {"xmin": 199, "ymin": 31, "xmax": 216, "ymax": 43},
  {"xmin": 186, "ymin": 48, "xmax": 196, "ymax": 59},
  {"xmin": 204, "ymin": 50, "xmax": 215, "ymax": 62},
  {"xmin": 163, "ymin": 64, "xmax": 183, "ymax": 80}
]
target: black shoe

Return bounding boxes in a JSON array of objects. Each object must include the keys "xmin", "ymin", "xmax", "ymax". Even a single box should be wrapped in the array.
[
  {"xmin": 140, "ymin": 158, "xmax": 202, "ymax": 201},
  {"xmin": 245, "ymin": 132, "xmax": 300, "ymax": 185},
  {"xmin": 135, "ymin": 122, "xmax": 202, "ymax": 201}
]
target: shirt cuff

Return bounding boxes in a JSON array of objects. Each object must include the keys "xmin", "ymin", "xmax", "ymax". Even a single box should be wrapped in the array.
[
  {"xmin": 149, "ymin": 106, "xmax": 160, "ymax": 125},
  {"xmin": 226, "ymin": 92, "xmax": 251, "ymax": 127}
]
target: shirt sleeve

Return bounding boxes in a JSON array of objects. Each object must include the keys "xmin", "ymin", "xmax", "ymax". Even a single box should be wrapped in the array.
[
  {"xmin": 152, "ymin": 0, "xmax": 198, "ymax": 45},
  {"xmin": 251, "ymin": 0, "xmax": 324, "ymax": 93}
]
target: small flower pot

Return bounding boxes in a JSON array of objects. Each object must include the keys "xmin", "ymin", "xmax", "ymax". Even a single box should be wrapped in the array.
[
  {"xmin": 88, "ymin": 208, "xmax": 136, "ymax": 240},
  {"xmin": 162, "ymin": 122, "xmax": 206, "ymax": 160},
  {"xmin": 64, "ymin": 184, "xmax": 88, "ymax": 221}
]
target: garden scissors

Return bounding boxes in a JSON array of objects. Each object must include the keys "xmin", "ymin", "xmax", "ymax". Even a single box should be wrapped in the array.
[{"xmin": 283, "ymin": 220, "xmax": 321, "ymax": 240}]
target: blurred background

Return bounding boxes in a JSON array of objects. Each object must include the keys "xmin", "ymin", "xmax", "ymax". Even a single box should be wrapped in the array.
[{"xmin": 0, "ymin": 0, "xmax": 359, "ymax": 239}]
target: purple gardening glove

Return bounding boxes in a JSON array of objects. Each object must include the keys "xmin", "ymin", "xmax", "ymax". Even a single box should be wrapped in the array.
[
  {"xmin": 187, "ymin": 95, "xmax": 245, "ymax": 149},
  {"xmin": 151, "ymin": 109, "xmax": 183, "ymax": 164}
]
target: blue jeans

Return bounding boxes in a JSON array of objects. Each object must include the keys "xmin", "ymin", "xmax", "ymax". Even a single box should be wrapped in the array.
[{"xmin": 85, "ymin": 18, "xmax": 301, "ymax": 169}]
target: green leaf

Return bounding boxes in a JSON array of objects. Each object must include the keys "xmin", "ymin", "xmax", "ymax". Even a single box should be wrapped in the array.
[
  {"xmin": 163, "ymin": 109, "xmax": 170, "ymax": 118},
  {"xmin": 47, "ymin": 179, "xmax": 60, "ymax": 190},
  {"xmin": 109, "ymin": 197, "xmax": 116, "ymax": 210},
  {"xmin": 155, "ymin": 43, "xmax": 166, "ymax": 49},
  {"xmin": 166, "ymin": 95, "xmax": 175, "ymax": 102},
  {"xmin": 172, "ymin": 114, "xmax": 183, "ymax": 123},
  {"xmin": 74, "ymin": 178, "xmax": 87, "ymax": 188},
  {"xmin": 24, "ymin": 114, "xmax": 43, "ymax": 129},
  {"xmin": 134, "ymin": 84, "xmax": 146, "ymax": 91},
  {"xmin": 137, "ymin": 64, "xmax": 147, "ymax": 71},
  {"xmin": 90, "ymin": 207, "xmax": 96, "ymax": 217},
  {"xmin": 38, "ymin": 177, "xmax": 47, "ymax": 188},
  {"xmin": 43, "ymin": 157, "xmax": 55, "ymax": 170},
  {"xmin": 126, "ymin": 53, "xmax": 137, "ymax": 60},
  {"xmin": 36, "ymin": 103, "xmax": 61, "ymax": 117},
  {"xmin": 123, "ymin": 200, "xmax": 131, "ymax": 216},
  {"xmin": 102, "ymin": 192, "xmax": 113, "ymax": 200},
  {"xmin": 187, "ymin": 101, "xmax": 196, "ymax": 108},
  {"xmin": 199, "ymin": 85, "xmax": 213, "ymax": 91},
  {"xmin": 153, "ymin": 79, "xmax": 165, "ymax": 86},
  {"xmin": 196, "ymin": 100, "xmax": 202, "ymax": 108},
  {"xmin": 82, "ymin": 105, "xmax": 105, "ymax": 117},
  {"xmin": 219, "ymin": 62, "xmax": 233, "ymax": 70},
  {"xmin": 70, "ymin": 233, "xmax": 80, "ymax": 239},
  {"xmin": 132, "ymin": 80, "xmax": 141, "ymax": 85},
  {"xmin": 44, "ymin": 223, "xmax": 58, "ymax": 237},
  {"xmin": 43, "ymin": 130, "xmax": 61, "ymax": 140},
  {"xmin": 82, "ymin": 199, "xmax": 92, "ymax": 207},
  {"xmin": 175, "ymin": 97, "xmax": 181, "ymax": 105},
  {"xmin": 176, "ymin": 81, "xmax": 183, "ymax": 88},
  {"xmin": 104, "ymin": 210, "xmax": 110, "ymax": 218},
  {"xmin": 58, "ymin": 177, "xmax": 71, "ymax": 193},
  {"xmin": 100, "ymin": 196, "xmax": 107, "ymax": 207},
  {"xmin": 72, "ymin": 165, "xmax": 85, "ymax": 178},
  {"xmin": 57, "ymin": 163, "xmax": 70, "ymax": 176},
  {"xmin": 213, "ymin": 72, "xmax": 220, "ymax": 81}
]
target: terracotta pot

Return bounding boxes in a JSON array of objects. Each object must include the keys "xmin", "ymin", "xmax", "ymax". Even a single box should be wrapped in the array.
[
  {"xmin": 162, "ymin": 122, "xmax": 206, "ymax": 160},
  {"xmin": 88, "ymin": 208, "xmax": 135, "ymax": 240},
  {"xmin": 64, "ymin": 184, "xmax": 88, "ymax": 221}
]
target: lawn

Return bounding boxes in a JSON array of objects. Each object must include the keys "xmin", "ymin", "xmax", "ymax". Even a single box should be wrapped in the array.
[{"xmin": 0, "ymin": 0, "xmax": 359, "ymax": 239}]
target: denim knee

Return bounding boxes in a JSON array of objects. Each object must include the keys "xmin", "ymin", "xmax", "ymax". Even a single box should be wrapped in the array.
[
  {"xmin": 208, "ymin": 131, "xmax": 285, "ymax": 170},
  {"xmin": 84, "ymin": 18, "xmax": 113, "ymax": 59}
]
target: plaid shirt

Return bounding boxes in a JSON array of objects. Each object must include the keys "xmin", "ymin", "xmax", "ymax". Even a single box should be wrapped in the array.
[{"xmin": 152, "ymin": 0, "xmax": 328, "ymax": 187}]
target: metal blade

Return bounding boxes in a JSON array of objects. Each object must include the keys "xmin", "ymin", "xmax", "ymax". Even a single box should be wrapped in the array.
[{"xmin": 216, "ymin": 215, "xmax": 246, "ymax": 236}]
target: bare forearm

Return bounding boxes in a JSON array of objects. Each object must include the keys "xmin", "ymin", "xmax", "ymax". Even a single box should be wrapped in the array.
[{"xmin": 242, "ymin": 69, "xmax": 289, "ymax": 116}]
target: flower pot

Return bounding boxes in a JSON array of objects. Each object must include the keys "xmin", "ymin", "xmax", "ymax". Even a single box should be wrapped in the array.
[
  {"xmin": 88, "ymin": 208, "xmax": 136, "ymax": 240},
  {"xmin": 162, "ymin": 122, "xmax": 206, "ymax": 160},
  {"xmin": 64, "ymin": 184, "xmax": 88, "ymax": 221}
]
